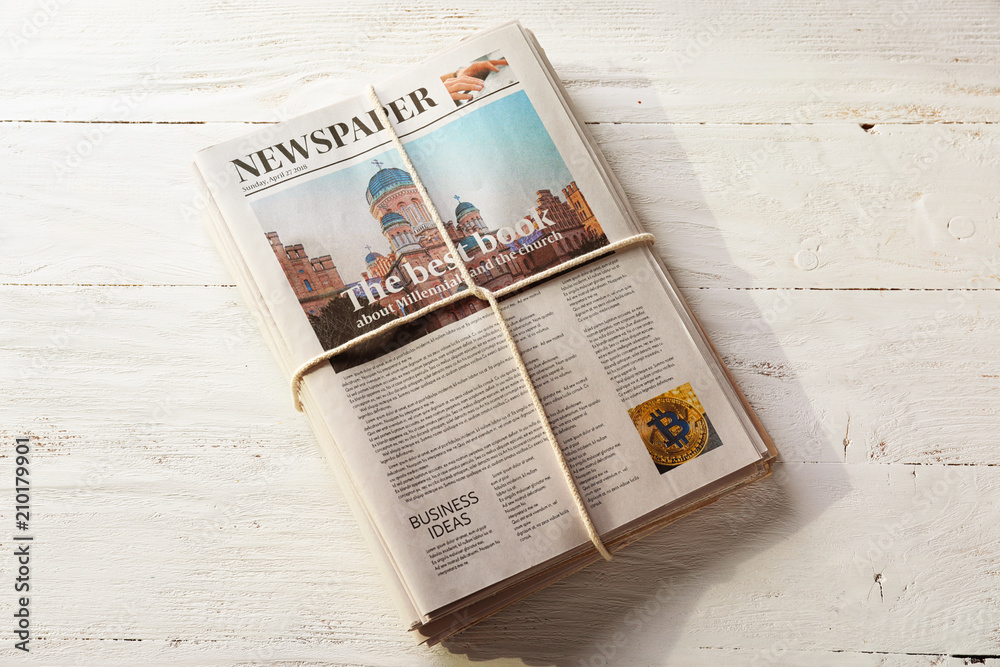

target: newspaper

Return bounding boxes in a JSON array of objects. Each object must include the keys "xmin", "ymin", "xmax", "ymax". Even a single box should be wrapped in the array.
[{"xmin": 194, "ymin": 21, "xmax": 775, "ymax": 641}]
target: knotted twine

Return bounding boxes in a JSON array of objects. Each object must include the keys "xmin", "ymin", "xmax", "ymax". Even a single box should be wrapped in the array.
[{"xmin": 291, "ymin": 85, "xmax": 657, "ymax": 561}]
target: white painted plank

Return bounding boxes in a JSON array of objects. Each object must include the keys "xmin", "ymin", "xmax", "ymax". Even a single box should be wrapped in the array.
[
  {"xmin": 3, "ymin": 285, "xmax": 998, "ymax": 468},
  {"xmin": 0, "ymin": 122, "xmax": 242, "ymax": 287},
  {"xmin": 608, "ymin": 122, "xmax": 1000, "ymax": 290},
  {"xmin": 2, "ymin": 641, "xmax": 992, "ymax": 667},
  {"xmin": 2, "ymin": 0, "xmax": 999, "ymax": 124},
  {"xmin": 1, "ymin": 642, "xmax": 993, "ymax": 667},
  {"xmin": 4, "ymin": 122, "xmax": 999, "ymax": 289},
  {"xmin": 1, "ymin": 288, "xmax": 998, "ymax": 661},
  {"xmin": 4, "ymin": 2, "xmax": 999, "ymax": 661},
  {"xmin": 0, "ymin": 419, "xmax": 997, "ymax": 662},
  {"xmin": 685, "ymin": 288, "xmax": 1000, "ymax": 465},
  {"xmin": 448, "ymin": 462, "xmax": 1000, "ymax": 662}
]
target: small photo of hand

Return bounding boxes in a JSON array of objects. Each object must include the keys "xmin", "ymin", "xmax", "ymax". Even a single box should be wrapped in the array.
[{"xmin": 440, "ymin": 57, "xmax": 511, "ymax": 106}]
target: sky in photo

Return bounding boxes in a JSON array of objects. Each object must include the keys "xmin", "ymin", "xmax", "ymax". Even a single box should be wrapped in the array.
[{"xmin": 249, "ymin": 89, "xmax": 575, "ymax": 284}]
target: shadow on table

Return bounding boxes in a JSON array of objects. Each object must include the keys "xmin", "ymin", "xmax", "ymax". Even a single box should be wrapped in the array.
[{"xmin": 440, "ymin": 82, "xmax": 850, "ymax": 666}]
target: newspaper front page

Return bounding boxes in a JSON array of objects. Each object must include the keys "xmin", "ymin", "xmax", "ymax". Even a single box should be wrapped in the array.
[{"xmin": 195, "ymin": 22, "xmax": 771, "ymax": 619}]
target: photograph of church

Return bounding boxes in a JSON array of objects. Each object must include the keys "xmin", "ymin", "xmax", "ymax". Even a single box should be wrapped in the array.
[
  {"xmin": 252, "ymin": 88, "xmax": 608, "ymax": 353},
  {"xmin": 265, "ymin": 162, "xmax": 605, "ymax": 329}
]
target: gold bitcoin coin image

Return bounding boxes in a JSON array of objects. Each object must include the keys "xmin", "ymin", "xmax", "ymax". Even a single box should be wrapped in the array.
[{"xmin": 628, "ymin": 395, "xmax": 709, "ymax": 466}]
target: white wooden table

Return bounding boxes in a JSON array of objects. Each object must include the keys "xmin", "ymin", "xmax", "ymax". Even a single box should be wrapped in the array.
[{"xmin": 3, "ymin": 1, "xmax": 999, "ymax": 664}]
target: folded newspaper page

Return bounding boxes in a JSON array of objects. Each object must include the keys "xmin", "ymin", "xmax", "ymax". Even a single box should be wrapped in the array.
[{"xmin": 194, "ymin": 21, "xmax": 776, "ymax": 643}]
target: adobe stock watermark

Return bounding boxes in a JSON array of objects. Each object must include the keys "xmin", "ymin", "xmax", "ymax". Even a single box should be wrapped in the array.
[
  {"xmin": 890, "ymin": 251, "xmax": 1000, "ymax": 365},
  {"xmin": 854, "ymin": 125, "xmax": 960, "ymax": 232},
  {"xmin": 671, "ymin": 21, "xmax": 725, "ymax": 74},
  {"xmin": 885, "ymin": 0, "xmax": 927, "ymax": 31},
  {"xmin": 180, "ymin": 98, "xmax": 307, "ymax": 229},
  {"xmin": 849, "ymin": 464, "xmax": 968, "ymax": 579},
  {"xmin": 578, "ymin": 574, "xmax": 679, "ymax": 667},
  {"xmin": 12, "ymin": 437, "xmax": 33, "ymax": 653},
  {"xmin": 5, "ymin": 0, "xmax": 63, "ymax": 53},
  {"xmin": 17, "ymin": 290, "xmax": 100, "ymax": 382},
  {"xmin": 51, "ymin": 65, "xmax": 167, "ymax": 183},
  {"xmin": 741, "ymin": 288, "xmax": 796, "ymax": 336}
]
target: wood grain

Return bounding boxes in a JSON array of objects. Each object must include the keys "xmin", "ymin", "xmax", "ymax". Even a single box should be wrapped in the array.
[
  {"xmin": 4, "ymin": 122, "xmax": 998, "ymax": 289},
  {"xmin": 2, "ymin": 0, "xmax": 998, "ymax": 663},
  {"xmin": 4, "ymin": 286, "xmax": 997, "ymax": 467},
  {"xmin": 2, "ymin": 0, "xmax": 999, "ymax": 124},
  {"xmin": 2, "ymin": 287, "xmax": 997, "ymax": 658}
]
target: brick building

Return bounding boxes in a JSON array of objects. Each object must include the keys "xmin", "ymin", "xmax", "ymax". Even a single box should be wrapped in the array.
[
  {"xmin": 563, "ymin": 180, "xmax": 604, "ymax": 238},
  {"xmin": 264, "ymin": 163, "xmax": 606, "ymax": 331},
  {"xmin": 535, "ymin": 188, "xmax": 596, "ymax": 258},
  {"xmin": 266, "ymin": 231, "xmax": 346, "ymax": 316}
]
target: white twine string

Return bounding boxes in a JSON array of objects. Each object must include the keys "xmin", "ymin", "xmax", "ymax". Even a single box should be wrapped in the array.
[{"xmin": 290, "ymin": 84, "xmax": 656, "ymax": 560}]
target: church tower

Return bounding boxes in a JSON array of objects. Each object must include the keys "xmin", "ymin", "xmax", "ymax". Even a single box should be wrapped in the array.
[
  {"xmin": 379, "ymin": 211, "xmax": 421, "ymax": 254},
  {"xmin": 453, "ymin": 195, "xmax": 488, "ymax": 234},
  {"xmin": 366, "ymin": 160, "xmax": 435, "ymax": 233}
]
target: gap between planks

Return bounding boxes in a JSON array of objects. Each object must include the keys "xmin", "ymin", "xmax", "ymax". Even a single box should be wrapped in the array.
[{"xmin": 2, "ymin": 119, "xmax": 998, "ymax": 126}]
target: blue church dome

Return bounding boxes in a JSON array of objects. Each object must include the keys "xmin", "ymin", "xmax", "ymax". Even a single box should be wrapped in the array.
[
  {"xmin": 364, "ymin": 251, "xmax": 383, "ymax": 265},
  {"xmin": 380, "ymin": 212, "xmax": 409, "ymax": 231},
  {"xmin": 458, "ymin": 236, "xmax": 481, "ymax": 256},
  {"xmin": 455, "ymin": 200, "xmax": 479, "ymax": 219},
  {"xmin": 366, "ymin": 168, "xmax": 413, "ymax": 205}
]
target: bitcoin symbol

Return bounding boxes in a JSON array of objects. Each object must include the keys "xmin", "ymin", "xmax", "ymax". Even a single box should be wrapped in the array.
[
  {"xmin": 628, "ymin": 391, "xmax": 709, "ymax": 467},
  {"xmin": 646, "ymin": 409, "xmax": 689, "ymax": 449}
]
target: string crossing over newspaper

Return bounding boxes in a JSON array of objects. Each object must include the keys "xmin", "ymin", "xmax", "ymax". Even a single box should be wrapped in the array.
[{"xmin": 290, "ymin": 84, "xmax": 656, "ymax": 561}]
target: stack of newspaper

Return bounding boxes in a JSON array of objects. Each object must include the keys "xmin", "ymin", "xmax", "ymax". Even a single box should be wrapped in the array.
[{"xmin": 194, "ymin": 21, "xmax": 776, "ymax": 643}]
